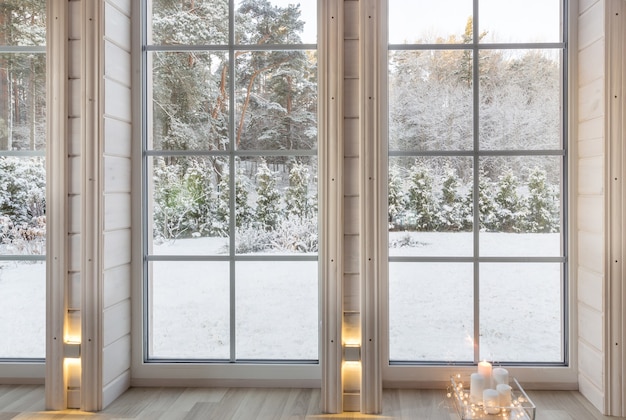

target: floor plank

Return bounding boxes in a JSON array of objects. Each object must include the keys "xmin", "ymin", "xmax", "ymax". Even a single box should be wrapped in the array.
[{"xmin": 0, "ymin": 386, "xmax": 625, "ymax": 419}]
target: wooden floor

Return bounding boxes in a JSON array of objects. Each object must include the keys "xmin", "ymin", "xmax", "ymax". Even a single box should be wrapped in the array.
[{"xmin": 1, "ymin": 385, "xmax": 625, "ymax": 420}]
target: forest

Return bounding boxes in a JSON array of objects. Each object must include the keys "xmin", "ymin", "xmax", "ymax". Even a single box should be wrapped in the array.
[{"xmin": 0, "ymin": 0, "xmax": 562, "ymax": 257}]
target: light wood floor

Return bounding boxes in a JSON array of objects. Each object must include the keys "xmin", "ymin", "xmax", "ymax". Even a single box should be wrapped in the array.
[{"xmin": 1, "ymin": 385, "xmax": 625, "ymax": 420}]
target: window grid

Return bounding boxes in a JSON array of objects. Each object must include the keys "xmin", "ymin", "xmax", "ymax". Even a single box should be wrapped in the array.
[
  {"xmin": 142, "ymin": 0, "xmax": 318, "ymax": 363},
  {"xmin": 388, "ymin": 1, "xmax": 568, "ymax": 365}
]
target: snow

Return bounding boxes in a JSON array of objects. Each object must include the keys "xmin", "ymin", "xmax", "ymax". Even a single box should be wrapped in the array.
[{"xmin": 0, "ymin": 233, "xmax": 562, "ymax": 363}]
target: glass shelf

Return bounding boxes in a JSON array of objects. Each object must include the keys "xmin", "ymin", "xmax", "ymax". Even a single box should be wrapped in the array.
[{"xmin": 448, "ymin": 374, "xmax": 536, "ymax": 420}]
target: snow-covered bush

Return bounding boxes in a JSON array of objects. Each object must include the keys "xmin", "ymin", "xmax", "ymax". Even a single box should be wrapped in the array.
[{"xmin": 0, "ymin": 157, "xmax": 46, "ymax": 251}]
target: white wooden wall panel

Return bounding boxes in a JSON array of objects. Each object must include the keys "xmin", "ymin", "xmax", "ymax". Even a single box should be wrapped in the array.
[
  {"xmin": 104, "ymin": 42, "xmax": 131, "ymax": 87},
  {"xmin": 578, "ymin": 268, "xmax": 604, "ymax": 311},
  {"xmin": 577, "ymin": 197, "xmax": 604, "ymax": 234},
  {"xmin": 578, "ymin": 40, "xmax": 605, "ymax": 84},
  {"xmin": 579, "ymin": 2, "xmax": 605, "ymax": 49},
  {"xmin": 104, "ymin": 80, "xmax": 132, "ymax": 122},
  {"xmin": 579, "ymin": 338, "xmax": 605, "ymax": 389},
  {"xmin": 579, "ymin": 373, "xmax": 605, "ymax": 412},
  {"xmin": 579, "ymin": 305, "xmax": 605, "ymax": 349},
  {"xmin": 103, "ymin": 265, "xmax": 131, "ymax": 308},
  {"xmin": 101, "ymin": 0, "xmax": 133, "ymax": 409},
  {"xmin": 104, "ymin": 2, "xmax": 131, "ymax": 51},
  {"xmin": 576, "ymin": 0, "xmax": 607, "ymax": 413},
  {"xmin": 580, "ymin": 0, "xmax": 600, "ymax": 15},
  {"xmin": 103, "ymin": 230, "xmax": 131, "ymax": 271},
  {"xmin": 104, "ymin": 193, "xmax": 131, "ymax": 231},
  {"xmin": 68, "ymin": 273, "xmax": 82, "ymax": 310},
  {"xmin": 103, "ymin": 156, "xmax": 132, "ymax": 192},
  {"xmin": 69, "ymin": 117, "xmax": 82, "ymax": 155},
  {"xmin": 68, "ymin": 40, "xmax": 81, "ymax": 78},
  {"xmin": 103, "ymin": 118, "xmax": 132, "ymax": 156},
  {"xmin": 102, "ymin": 335, "xmax": 131, "ymax": 386},
  {"xmin": 103, "ymin": 300, "xmax": 131, "ymax": 347}
]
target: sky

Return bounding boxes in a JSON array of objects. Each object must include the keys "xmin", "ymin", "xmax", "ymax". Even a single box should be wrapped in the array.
[{"xmin": 264, "ymin": 0, "xmax": 562, "ymax": 45}]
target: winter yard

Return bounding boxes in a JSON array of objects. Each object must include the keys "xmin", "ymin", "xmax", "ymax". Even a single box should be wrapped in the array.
[{"xmin": 0, "ymin": 231, "xmax": 562, "ymax": 363}]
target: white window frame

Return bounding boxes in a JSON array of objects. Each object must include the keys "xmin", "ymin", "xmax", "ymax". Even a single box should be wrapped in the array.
[
  {"xmin": 380, "ymin": 0, "xmax": 578, "ymax": 388},
  {"xmin": 131, "ymin": 0, "xmax": 321, "ymax": 386}
]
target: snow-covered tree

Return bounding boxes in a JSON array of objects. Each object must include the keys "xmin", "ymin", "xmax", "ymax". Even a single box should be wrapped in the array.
[
  {"xmin": 526, "ymin": 167, "xmax": 560, "ymax": 233},
  {"xmin": 388, "ymin": 166, "xmax": 406, "ymax": 229},
  {"xmin": 439, "ymin": 167, "xmax": 469, "ymax": 231},
  {"xmin": 255, "ymin": 160, "xmax": 281, "ymax": 230},
  {"xmin": 216, "ymin": 166, "xmax": 253, "ymax": 233},
  {"xmin": 407, "ymin": 162, "xmax": 439, "ymax": 230},
  {"xmin": 285, "ymin": 162, "xmax": 312, "ymax": 219},
  {"xmin": 493, "ymin": 171, "xmax": 527, "ymax": 232}
]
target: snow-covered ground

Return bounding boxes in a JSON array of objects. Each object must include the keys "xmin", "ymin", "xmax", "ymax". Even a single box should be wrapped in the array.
[{"xmin": 0, "ymin": 232, "xmax": 562, "ymax": 363}]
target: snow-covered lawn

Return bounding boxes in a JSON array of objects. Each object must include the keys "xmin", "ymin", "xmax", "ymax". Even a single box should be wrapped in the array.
[{"xmin": 0, "ymin": 232, "xmax": 562, "ymax": 363}]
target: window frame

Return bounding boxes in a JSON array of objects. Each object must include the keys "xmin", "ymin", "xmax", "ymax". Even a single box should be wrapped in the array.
[
  {"xmin": 135, "ymin": 0, "xmax": 321, "ymax": 379},
  {"xmin": 0, "ymin": 42, "xmax": 47, "ymax": 368},
  {"xmin": 382, "ymin": 0, "xmax": 577, "ymax": 386}
]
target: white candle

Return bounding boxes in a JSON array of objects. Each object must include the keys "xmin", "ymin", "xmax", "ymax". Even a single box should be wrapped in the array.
[
  {"xmin": 497, "ymin": 383, "xmax": 513, "ymax": 408},
  {"xmin": 492, "ymin": 367, "xmax": 509, "ymax": 386},
  {"xmin": 477, "ymin": 360, "xmax": 492, "ymax": 379},
  {"xmin": 470, "ymin": 373, "xmax": 485, "ymax": 404},
  {"xmin": 483, "ymin": 389, "xmax": 500, "ymax": 415}
]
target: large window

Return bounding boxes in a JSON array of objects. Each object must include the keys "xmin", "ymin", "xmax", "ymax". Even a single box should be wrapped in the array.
[
  {"xmin": 0, "ymin": 1, "xmax": 47, "ymax": 360},
  {"xmin": 388, "ymin": 0, "xmax": 567, "ymax": 364},
  {"xmin": 143, "ymin": 0, "xmax": 318, "ymax": 362}
]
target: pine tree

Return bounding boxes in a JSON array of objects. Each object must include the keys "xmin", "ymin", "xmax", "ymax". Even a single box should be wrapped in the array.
[
  {"xmin": 255, "ymin": 160, "xmax": 282, "ymax": 230},
  {"xmin": 388, "ymin": 166, "xmax": 406, "ymax": 230},
  {"xmin": 216, "ymin": 166, "xmax": 253, "ymax": 233},
  {"xmin": 527, "ymin": 167, "xmax": 559, "ymax": 233},
  {"xmin": 407, "ymin": 162, "xmax": 439, "ymax": 231},
  {"xmin": 285, "ymin": 162, "xmax": 311, "ymax": 219},
  {"xmin": 439, "ymin": 167, "xmax": 466, "ymax": 231},
  {"xmin": 493, "ymin": 171, "xmax": 526, "ymax": 232}
]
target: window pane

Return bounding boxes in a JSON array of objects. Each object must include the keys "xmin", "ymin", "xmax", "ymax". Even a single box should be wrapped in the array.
[
  {"xmin": 149, "ymin": 51, "xmax": 229, "ymax": 151},
  {"xmin": 388, "ymin": 0, "xmax": 472, "ymax": 45},
  {"xmin": 0, "ymin": 4, "xmax": 46, "ymax": 47},
  {"xmin": 479, "ymin": 49, "xmax": 562, "ymax": 151},
  {"xmin": 480, "ymin": 263, "xmax": 563, "ymax": 362},
  {"xmin": 236, "ymin": 261, "xmax": 317, "ymax": 360},
  {"xmin": 235, "ymin": 51, "xmax": 317, "ymax": 151},
  {"xmin": 149, "ymin": 156, "xmax": 229, "ymax": 254},
  {"xmin": 235, "ymin": 0, "xmax": 316, "ymax": 45},
  {"xmin": 480, "ymin": 0, "xmax": 562, "ymax": 43},
  {"xmin": 389, "ymin": 50, "xmax": 473, "ymax": 152},
  {"xmin": 0, "ymin": 156, "xmax": 46, "ymax": 256},
  {"xmin": 0, "ymin": 260, "xmax": 45, "ymax": 358},
  {"xmin": 149, "ymin": 261, "xmax": 230, "ymax": 359},
  {"xmin": 389, "ymin": 263, "xmax": 474, "ymax": 362},
  {"xmin": 149, "ymin": 0, "xmax": 228, "ymax": 45},
  {"xmin": 234, "ymin": 157, "xmax": 318, "ymax": 255},
  {"xmin": 479, "ymin": 156, "xmax": 562, "ymax": 257},
  {"xmin": 389, "ymin": 156, "xmax": 473, "ymax": 257},
  {"xmin": 0, "ymin": 53, "xmax": 46, "ymax": 152}
]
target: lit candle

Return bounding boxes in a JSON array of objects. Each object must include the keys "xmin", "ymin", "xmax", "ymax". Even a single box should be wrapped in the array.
[
  {"xmin": 483, "ymin": 389, "xmax": 500, "ymax": 415},
  {"xmin": 470, "ymin": 373, "xmax": 485, "ymax": 404},
  {"xmin": 477, "ymin": 360, "xmax": 492, "ymax": 379},
  {"xmin": 497, "ymin": 383, "xmax": 513, "ymax": 408},
  {"xmin": 492, "ymin": 367, "xmax": 509, "ymax": 386}
]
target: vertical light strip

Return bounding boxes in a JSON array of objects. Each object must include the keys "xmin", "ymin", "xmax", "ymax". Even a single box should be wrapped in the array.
[
  {"xmin": 46, "ymin": 0, "xmax": 69, "ymax": 410},
  {"xmin": 80, "ymin": 0, "xmax": 103, "ymax": 411},
  {"xmin": 472, "ymin": 0, "xmax": 481, "ymax": 365},
  {"xmin": 319, "ymin": 0, "xmax": 344, "ymax": 413},
  {"xmin": 607, "ymin": 0, "xmax": 625, "ymax": 415},
  {"xmin": 359, "ymin": 0, "xmax": 384, "ymax": 414}
]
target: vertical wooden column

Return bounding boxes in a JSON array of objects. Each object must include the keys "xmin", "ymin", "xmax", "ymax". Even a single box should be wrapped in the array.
[
  {"xmin": 319, "ymin": 0, "xmax": 344, "ymax": 413},
  {"xmin": 80, "ymin": 0, "xmax": 103, "ymax": 411},
  {"xmin": 46, "ymin": 0, "xmax": 69, "ymax": 410},
  {"xmin": 359, "ymin": 0, "xmax": 385, "ymax": 414},
  {"xmin": 606, "ymin": 0, "xmax": 625, "ymax": 416}
]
